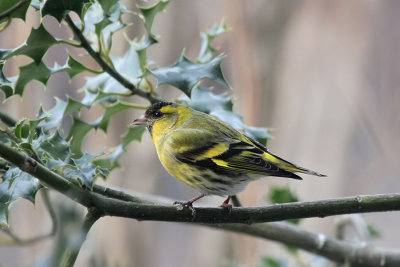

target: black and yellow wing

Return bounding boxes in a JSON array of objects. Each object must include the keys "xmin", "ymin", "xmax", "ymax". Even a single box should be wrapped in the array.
[{"xmin": 170, "ymin": 128, "xmax": 303, "ymax": 180}]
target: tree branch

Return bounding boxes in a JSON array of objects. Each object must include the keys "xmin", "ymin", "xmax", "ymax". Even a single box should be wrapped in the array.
[
  {"xmin": 64, "ymin": 15, "xmax": 162, "ymax": 104},
  {"xmin": 61, "ymin": 207, "xmax": 102, "ymax": 267},
  {"xmin": 1, "ymin": 143, "xmax": 400, "ymax": 265},
  {"xmin": 0, "ymin": 108, "xmax": 17, "ymax": 127},
  {"xmin": 0, "ymin": 190, "xmax": 57, "ymax": 246},
  {"xmin": 2, "ymin": 142, "xmax": 400, "ymax": 224},
  {"xmin": 214, "ymin": 223, "xmax": 400, "ymax": 266}
]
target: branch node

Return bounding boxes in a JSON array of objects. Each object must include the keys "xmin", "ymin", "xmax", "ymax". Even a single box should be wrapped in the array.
[{"xmin": 19, "ymin": 156, "xmax": 37, "ymax": 173}]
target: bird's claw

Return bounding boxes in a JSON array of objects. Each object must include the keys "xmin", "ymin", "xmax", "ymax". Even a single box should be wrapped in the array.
[
  {"xmin": 220, "ymin": 203, "xmax": 232, "ymax": 213},
  {"xmin": 174, "ymin": 201, "xmax": 197, "ymax": 216}
]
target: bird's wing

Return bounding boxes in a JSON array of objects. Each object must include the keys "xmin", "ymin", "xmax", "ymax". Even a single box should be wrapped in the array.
[{"xmin": 170, "ymin": 128, "xmax": 302, "ymax": 179}]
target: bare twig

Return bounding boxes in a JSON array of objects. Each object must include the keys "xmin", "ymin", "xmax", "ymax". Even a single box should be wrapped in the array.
[
  {"xmin": 61, "ymin": 207, "xmax": 102, "ymax": 267},
  {"xmin": 0, "ymin": 190, "xmax": 57, "ymax": 246}
]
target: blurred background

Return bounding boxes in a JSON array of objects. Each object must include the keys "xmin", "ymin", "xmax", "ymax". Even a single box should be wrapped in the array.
[{"xmin": 1, "ymin": 0, "xmax": 400, "ymax": 266}]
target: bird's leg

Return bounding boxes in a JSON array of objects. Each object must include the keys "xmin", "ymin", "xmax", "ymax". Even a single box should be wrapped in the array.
[
  {"xmin": 220, "ymin": 195, "xmax": 232, "ymax": 212},
  {"xmin": 174, "ymin": 194, "xmax": 205, "ymax": 216}
]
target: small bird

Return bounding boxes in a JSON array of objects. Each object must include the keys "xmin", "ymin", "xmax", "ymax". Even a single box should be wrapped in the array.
[{"xmin": 132, "ymin": 102, "xmax": 325, "ymax": 213}]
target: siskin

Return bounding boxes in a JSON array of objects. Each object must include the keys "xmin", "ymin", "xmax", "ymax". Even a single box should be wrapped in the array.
[{"xmin": 132, "ymin": 102, "xmax": 325, "ymax": 212}]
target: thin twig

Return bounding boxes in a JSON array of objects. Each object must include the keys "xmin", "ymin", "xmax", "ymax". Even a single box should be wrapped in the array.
[
  {"xmin": 0, "ymin": 190, "xmax": 57, "ymax": 246},
  {"xmin": 61, "ymin": 207, "xmax": 103, "ymax": 267},
  {"xmin": 64, "ymin": 14, "xmax": 162, "ymax": 104}
]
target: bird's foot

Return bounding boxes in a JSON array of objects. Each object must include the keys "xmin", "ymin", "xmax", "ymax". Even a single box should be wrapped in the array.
[
  {"xmin": 174, "ymin": 200, "xmax": 197, "ymax": 216},
  {"xmin": 219, "ymin": 195, "xmax": 232, "ymax": 213},
  {"xmin": 219, "ymin": 202, "xmax": 232, "ymax": 213}
]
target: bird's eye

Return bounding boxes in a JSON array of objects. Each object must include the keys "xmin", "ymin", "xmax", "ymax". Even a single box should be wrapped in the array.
[{"xmin": 154, "ymin": 111, "xmax": 162, "ymax": 118}]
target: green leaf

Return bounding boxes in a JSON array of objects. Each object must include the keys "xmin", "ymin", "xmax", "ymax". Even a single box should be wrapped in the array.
[
  {"xmin": 93, "ymin": 101, "xmax": 134, "ymax": 131},
  {"xmin": 259, "ymin": 257, "xmax": 287, "ymax": 267},
  {"xmin": 42, "ymin": 0, "xmax": 92, "ymax": 22},
  {"xmin": 150, "ymin": 53, "xmax": 229, "ymax": 97},
  {"xmin": 30, "ymin": 0, "xmax": 45, "ymax": 10},
  {"xmin": 0, "ymin": 0, "xmax": 30, "ymax": 24},
  {"xmin": 95, "ymin": 18, "xmax": 125, "ymax": 53},
  {"xmin": 66, "ymin": 152, "xmax": 104, "ymax": 187},
  {"xmin": 98, "ymin": 0, "xmax": 118, "ymax": 14},
  {"xmin": 121, "ymin": 126, "xmax": 145, "ymax": 149},
  {"xmin": 14, "ymin": 61, "xmax": 52, "ymax": 96},
  {"xmin": 67, "ymin": 117, "xmax": 93, "ymax": 157},
  {"xmin": 6, "ymin": 24, "xmax": 57, "ymax": 65},
  {"xmin": 284, "ymin": 245, "xmax": 298, "ymax": 256},
  {"xmin": 134, "ymin": 34, "xmax": 157, "ymax": 72},
  {"xmin": 0, "ymin": 167, "xmax": 43, "ymax": 227},
  {"xmin": 93, "ymin": 144, "xmax": 123, "ymax": 170},
  {"xmin": 13, "ymin": 119, "xmax": 27, "ymax": 140},
  {"xmin": 198, "ymin": 22, "xmax": 227, "ymax": 63},
  {"xmin": 93, "ymin": 126, "xmax": 145, "ymax": 171},
  {"xmin": 64, "ymin": 54, "xmax": 95, "ymax": 79},
  {"xmin": 268, "ymin": 186, "xmax": 300, "ymax": 225},
  {"xmin": 84, "ymin": 42, "xmax": 143, "ymax": 95},
  {"xmin": 81, "ymin": 88, "xmax": 120, "ymax": 107},
  {"xmin": 367, "ymin": 224, "xmax": 381, "ymax": 239},
  {"xmin": 138, "ymin": 0, "xmax": 170, "ymax": 35},
  {"xmin": 269, "ymin": 186, "xmax": 298, "ymax": 204},
  {"xmin": 210, "ymin": 109, "xmax": 270, "ymax": 145},
  {"xmin": 39, "ymin": 131, "xmax": 70, "ymax": 161},
  {"xmin": 39, "ymin": 97, "xmax": 84, "ymax": 131},
  {"xmin": 179, "ymin": 87, "xmax": 233, "ymax": 114},
  {"xmin": 0, "ymin": 61, "xmax": 15, "ymax": 99}
]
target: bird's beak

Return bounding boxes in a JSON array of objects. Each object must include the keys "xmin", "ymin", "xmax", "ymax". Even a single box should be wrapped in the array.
[{"xmin": 131, "ymin": 115, "xmax": 148, "ymax": 126}]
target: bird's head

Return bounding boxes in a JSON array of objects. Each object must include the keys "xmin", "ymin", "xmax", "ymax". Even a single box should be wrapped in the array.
[{"xmin": 132, "ymin": 102, "xmax": 190, "ymax": 138}]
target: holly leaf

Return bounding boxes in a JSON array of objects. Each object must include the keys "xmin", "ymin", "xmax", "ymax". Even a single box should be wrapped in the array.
[
  {"xmin": 93, "ymin": 101, "xmax": 135, "ymax": 131},
  {"xmin": 0, "ymin": 61, "xmax": 15, "ymax": 99},
  {"xmin": 39, "ymin": 97, "xmax": 84, "ymax": 131},
  {"xmin": 367, "ymin": 224, "xmax": 381, "ymax": 239},
  {"xmin": 179, "ymin": 87, "xmax": 232, "ymax": 114},
  {"xmin": 259, "ymin": 257, "xmax": 287, "ymax": 267},
  {"xmin": 14, "ymin": 61, "xmax": 54, "ymax": 96},
  {"xmin": 42, "ymin": 0, "xmax": 92, "ymax": 22},
  {"xmin": 66, "ymin": 152, "xmax": 104, "ymax": 187},
  {"xmin": 84, "ymin": 42, "xmax": 143, "ymax": 95},
  {"xmin": 13, "ymin": 119, "xmax": 29, "ymax": 140},
  {"xmin": 268, "ymin": 186, "xmax": 300, "ymax": 225},
  {"xmin": 5, "ymin": 24, "xmax": 57, "ymax": 65},
  {"xmin": 93, "ymin": 144, "xmax": 123, "ymax": 170},
  {"xmin": 93, "ymin": 126, "xmax": 145, "ymax": 171},
  {"xmin": 97, "ymin": 0, "xmax": 118, "ymax": 14},
  {"xmin": 121, "ymin": 126, "xmax": 145, "ymax": 148},
  {"xmin": 134, "ymin": 34, "xmax": 157, "ymax": 72},
  {"xmin": 0, "ymin": 167, "xmax": 43, "ymax": 227},
  {"xmin": 82, "ymin": 0, "xmax": 128, "ymax": 55},
  {"xmin": 0, "ymin": 0, "xmax": 30, "ymax": 24},
  {"xmin": 210, "ymin": 109, "xmax": 270, "ymax": 145},
  {"xmin": 64, "ymin": 54, "xmax": 96, "ymax": 79},
  {"xmin": 269, "ymin": 186, "xmax": 298, "ymax": 204},
  {"xmin": 81, "ymin": 88, "xmax": 120, "ymax": 107},
  {"xmin": 39, "ymin": 131, "xmax": 70, "ymax": 162},
  {"xmin": 138, "ymin": 0, "xmax": 170, "ymax": 35},
  {"xmin": 67, "ymin": 117, "xmax": 93, "ymax": 157},
  {"xmin": 150, "ymin": 53, "xmax": 229, "ymax": 97},
  {"xmin": 198, "ymin": 22, "xmax": 227, "ymax": 63}
]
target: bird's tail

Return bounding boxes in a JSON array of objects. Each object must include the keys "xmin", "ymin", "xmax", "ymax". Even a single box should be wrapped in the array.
[{"xmin": 262, "ymin": 152, "xmax": 326, "ymax": 177}]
